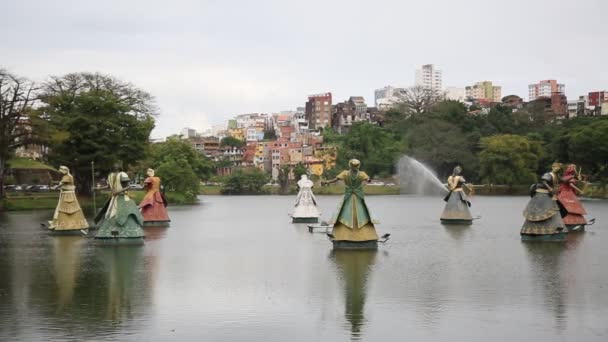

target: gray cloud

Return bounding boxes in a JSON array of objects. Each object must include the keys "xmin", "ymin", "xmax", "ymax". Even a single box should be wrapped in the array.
[{"xmin": 2, "ymin": 0, "xmax": 606, "ymax": 138}]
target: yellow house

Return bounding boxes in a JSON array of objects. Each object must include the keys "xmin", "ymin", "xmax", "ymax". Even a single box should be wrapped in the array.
[
  {"xmin": 304, "ymin": 157, "xmax": 324, "ymax": 176},
  {"xmin": 228, "ymin": 128, "xmax": 245, "ymax": 141},
  {"xmin": 314, "ymin": 146, "xmax": 337, "ymax": 171}
]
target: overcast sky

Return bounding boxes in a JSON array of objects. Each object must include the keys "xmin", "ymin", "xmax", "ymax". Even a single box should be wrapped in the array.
[{"xmin": 2, "ymin": 0, "xmax": 606, "ymax": 138}]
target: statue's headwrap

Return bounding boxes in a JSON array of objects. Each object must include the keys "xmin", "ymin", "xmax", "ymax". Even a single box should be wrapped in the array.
[{"xmin": 348, "ymin": 159, "xmax": 361, "ymax": 169}]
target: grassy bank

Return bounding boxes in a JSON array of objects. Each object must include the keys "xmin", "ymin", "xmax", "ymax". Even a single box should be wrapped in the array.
[
  {"xmin": 199, "ymin": 184, "xmax": 400, "ymax": 196},
  {"xmin": 1, "ymin": 190, "xmax": 198, "ymax": 211}
]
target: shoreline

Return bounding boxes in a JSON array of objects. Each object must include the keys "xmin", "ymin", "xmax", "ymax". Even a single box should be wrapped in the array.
[{"xmin": 3, "ymin": 184, "xmax": 606, "ymax": 212}]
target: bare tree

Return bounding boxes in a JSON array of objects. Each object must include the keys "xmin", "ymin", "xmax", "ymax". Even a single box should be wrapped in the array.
[
  {"xmin": 394, "ymin": 85, "xmax": 444, "ymax": 115},
  {"xmin": 0, "ymin": 69, "xmax": 39, "ymax": 202}
]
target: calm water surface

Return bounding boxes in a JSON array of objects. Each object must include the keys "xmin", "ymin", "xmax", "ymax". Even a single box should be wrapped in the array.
[{"xmin": 1, "ymin": 195, "xmax": 607, "ymax": 341}]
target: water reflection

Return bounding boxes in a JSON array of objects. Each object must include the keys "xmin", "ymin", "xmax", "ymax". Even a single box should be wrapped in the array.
[
  {"xmin": 523, "ymin": 242, "xmax": 567, "ymax": 330},
  {"xmin": 442, "ymin": 224, "xmax": 471, "ymax": 240},
  {"xmin": 100, "ymin": 247, "xmax": 144, "ymax": 322},
  {"xmin": 52, "ymin": 236, "xmax": 84, "ymax": 311},
  {"xmin": 143, "ymin": 226, "xmax": 168, "ymax": 241},
  {"xmin": 330, "ymin": 249, "xmax": 377, "ymax": 341}
]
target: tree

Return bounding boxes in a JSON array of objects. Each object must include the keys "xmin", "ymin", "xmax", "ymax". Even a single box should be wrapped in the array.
[
  {"xmin": 326, "ymin": 123, "xmax": 404, "ymax": 178},
  {"xmin": 407, "ymin": 119, "xmax": 478, "ymax": 180},
  {"xmin": 478, "ymin": 134, "xmax": 542, "ymax": 186},
  {"xmin": 563, "ymin": 119, "xmax": 608, "ymax": 181},
  {"xmin": 263, "ymin": 130, "xmax": 277, "ymax": 140},
  {"xmin": 40, "ymin": 72, "xmax": 156, "ymax": 195},
  {"xmin": 149, "ymin": 138, "xmax": 213, "ymax": 195},
  {"xmin": 220, "ymin": 168, "xmax": 270, "ymax": 194},
  {"xmin": 394, "ymin": 85, "xmax": 444, "ymax": 115},
  {"xmin": 0, "ymin": 69, "xmax": 39, "ymax": 202},
  {"xmin": 220, "ymin": 136, "xmax": 245, "ymax": 147}
]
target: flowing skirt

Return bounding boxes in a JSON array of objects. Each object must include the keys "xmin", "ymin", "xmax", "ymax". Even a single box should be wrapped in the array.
[
  {"xmin": 558, "ymin": 188, "xmax": 587, "ymax": 226},
  {"xmin": 49, "ymin": 191, "xmax": 89, "ymax": 230},
  {"xmin": 140, "ymin": 191, "xmax": 170, "ymax": 223},
  {"xmin": 332, "ymin": 194, "xmax": 379, "ymax": 242},
  {"xmin": 521, "ymin": 193, "xmax": 565, "ymax": 235},
  {"xmin": 292, "ymin": 189, "xmax": 321, "ymax": 218},
  {"xmin": 95, "ymin": 195, "xmax": 144, "ymax": 239},
  {"xmin": 440, "ymin": 191, "xmax": 472, "ymax": 221}
]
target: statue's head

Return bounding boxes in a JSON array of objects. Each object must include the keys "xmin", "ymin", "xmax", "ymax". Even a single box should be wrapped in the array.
[
  {"xmin": 551, "ymin": 162, "xmax": 562, "ymax": 173},
  {"xmin": 112, "ymin": 162, "xmax": 122, "ymax": 172},
  {"xmin": 349, "ymin": 159, "xmax": 361, "ymax": 170},
  {"xmin": 59, "ymin": 165, "xmax": 69, "ymax": 175},
  {"xmin": 453, "ymin": 165, "xmax": 462, "ymax": 176},
  {"xmin": 565, "ymin": 164, "xmax": 576, "ymax": 175},
  {"xmin": 300, "ymin": 174, "xmax": 308, "ymax": 181},
  {"xmin": 147, "ymin": 168, "xmax": 155, "ymax": 177}
]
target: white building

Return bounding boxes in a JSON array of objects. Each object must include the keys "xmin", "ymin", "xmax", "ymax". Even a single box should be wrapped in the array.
[
  {"xmin": 374, "ymin": 85, "xmax": 395, "ymax": 107},
  {"xmin": 444, "ymin": 87, "xmax": 466, "ymax": 102},
  {"xmin": 294, "ymin": 106, "xmax": 308, "ymax": 132},
  {"xmin": 415, "ymin": 64, "xmax": 442, "ymax": 90}
]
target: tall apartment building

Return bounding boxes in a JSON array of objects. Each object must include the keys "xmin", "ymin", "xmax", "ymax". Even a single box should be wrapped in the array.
[
  {"xmin": 305, "ymin": 92, "xmax": 332, "ymax": 130},
  {"xmin": 415, "ymin": 64, "xmax": 442, "ymax": 90},
  {"xmin": 528, "ymin": 80, "xmax": 565, "ymax": 101},
  {"xmin": 465, "ymin": 81, "xmax": 502, "ymax": 102}
]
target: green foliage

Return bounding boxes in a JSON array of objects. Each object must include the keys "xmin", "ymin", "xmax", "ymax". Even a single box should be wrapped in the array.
[
  {"xmin": 220, "ymin": 168, "xmax": 271, "ymax": 194},
  {"xmin": 149, "ymin": 138, "xmax": 213, "ymax": 195},
  {"xmin": 41, "ymin": 73, "xmax": 156, "ymax": 195},
  {"xmin": 479, "ymin": 134, "xmax": 542, "ymax": 186},
  {"xmin": 293, "ymin": 163, "xmax": 308, "ymax": 180},
  {"xmin": 220, "ymin": 136, "xmax": 245, "ymax": 147},
  {"xmin": 263, "ymin": 130, "xmax": 277, "ymax": 140},
  {"xmin": 562, "ymin": 118, "xmax": 608, "ymax": 181},
  {"xmin": 324, "ymin": 123, "xmax": 404, "ymax": 178},
  {"xmin": 407, "ymin": 119, "xmax": 478, "ymax": 179}
]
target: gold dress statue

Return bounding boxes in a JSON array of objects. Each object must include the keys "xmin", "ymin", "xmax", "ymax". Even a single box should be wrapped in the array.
[
  {"xmin": 48, "ymin": 166, "xmax": 89, "ymax": 232},
  {"xmin": 324, "ymin": 159, "xmax": 379, "ymax": 243}
]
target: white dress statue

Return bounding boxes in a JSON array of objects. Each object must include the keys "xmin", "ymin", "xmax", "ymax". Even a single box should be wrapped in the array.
[{"xmin": 292, "ymin": 175, "xmax": 321, "ymax": 223}]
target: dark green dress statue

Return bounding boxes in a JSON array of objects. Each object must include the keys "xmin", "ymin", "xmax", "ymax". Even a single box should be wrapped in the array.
[
  {"xmin": 94, "ymin": 166, "xmax": 144, "ymax": 244},
  {"xmin": 324, "ymin": 159, "xmax": 379, "ymax": 245}
]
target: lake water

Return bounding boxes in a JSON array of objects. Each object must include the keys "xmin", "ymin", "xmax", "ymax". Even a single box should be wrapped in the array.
[{"xmin": 1, "ymin": 195, "xmax": 607, "ymax": 341}]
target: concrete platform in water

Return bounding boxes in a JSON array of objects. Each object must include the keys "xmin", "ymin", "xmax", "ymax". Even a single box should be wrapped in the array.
[
  {"xmin": 143, "ymin": 221, "xmax": 171, "ymax": 227},
  {"xmin": 441, "ymin": 219, "xmax": 473, "ymax": 225},
  {"xmin": 566, "ymin": 224, "xmax": 585, "ymax": 232},
  {"xmin": 332, "ymin": 240, "xmax": 378, "ymax": 250},
  {"xmin": 93, "ymin": 237, "xmax": 145, "ymax": 246},
  {"xmin": 521, "ymin": 232, "xmax": 567, "ymax": 242},
  {"xmin": 292, "ymin": 217, "xmax": 319, "ymax": 223},
  {"xmin": 48, "ymin": 229, "xmax": 88, "ymax": 236}
]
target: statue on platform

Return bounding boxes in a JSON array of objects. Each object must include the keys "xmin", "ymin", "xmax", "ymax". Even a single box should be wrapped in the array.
[
  {"xmin": 48, "ymin": 166, "xmax": 89, "ymax": 234},
  {"xmin": 94, "ymin": 163, "xmax": 144, "ymax": 244},
  {"xmin": 139, "ymin": 168, "xmax": 170, "ymax": 226},
  {"xmin": 520, "ymin": 172, "xmax": 567, "ymax": 241},
  {"xmin": 440, "ymin": 165, "xmax": 473, "ymax": 225},
  {"xmin": 558, "ymin": 164, "xmax": 589, "ymax": 230},
  {"xmin": 323, "ymin": 159, "xmax": 380, "ymax": 249},
  {"xmin": 291, "ymin": 174, "xmax": 321, "ymax": 223}
]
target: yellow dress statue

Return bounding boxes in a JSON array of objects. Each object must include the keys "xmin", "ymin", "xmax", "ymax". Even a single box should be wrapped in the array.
[{"xmin": 48, "ymin": 166, "xmax": 89, "ymax": 233}]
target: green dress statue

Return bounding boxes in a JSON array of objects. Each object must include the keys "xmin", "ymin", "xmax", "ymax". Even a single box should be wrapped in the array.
[
  {"xmin": 94, "ymin": 165, "xmax": 144, "ymax": 244},
  {"xmin": 324, "ymin": 159, "xmax": 379, "ymax": 243}
]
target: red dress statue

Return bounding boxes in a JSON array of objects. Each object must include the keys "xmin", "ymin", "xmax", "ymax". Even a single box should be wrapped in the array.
[
  {"xmin": 558, "ymin": 164, "xmax": 587, "ymax": 228},
  {"xmin": 139, "ymin": 168, "xmax": 170, "ymax": 226}
]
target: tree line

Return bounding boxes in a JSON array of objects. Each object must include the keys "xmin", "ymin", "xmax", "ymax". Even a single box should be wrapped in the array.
[
  {"xmin": 0, "ymin": 69, "xmax": 215, "ymax": 203},
  {"xmin": 324, "ymin": 97, "xmax": 608, "ymax": 186}
]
